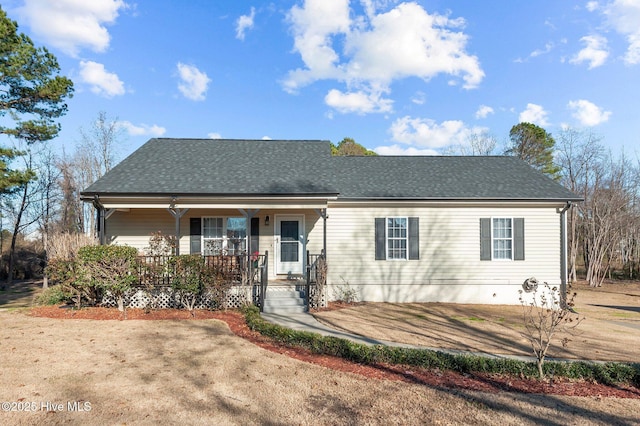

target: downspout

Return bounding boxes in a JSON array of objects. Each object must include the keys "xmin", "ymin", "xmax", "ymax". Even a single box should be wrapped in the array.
[
  {"xmin": 92, "ymin": 195, "xmax": 104, "ymax": 245},
  {"xmin": 559, "ymin": 201, "xmax": 572, "ymax": 307},
  {"xmin": 93, "ymin": 196, "xmax": 105, "ymax": 245}
]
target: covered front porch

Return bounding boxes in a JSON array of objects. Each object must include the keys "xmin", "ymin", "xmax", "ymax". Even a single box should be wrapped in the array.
[{"xmin": 90, "ymin": 195, "xmax": 331, "ymax": 310}]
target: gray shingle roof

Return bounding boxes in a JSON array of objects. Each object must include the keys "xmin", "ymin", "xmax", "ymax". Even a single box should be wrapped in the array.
[
  {"xmin": 83, "ymin": 139, "xmax": 338, "ymax": 195},
  {"xmin": 331, "ymin": 155, "xmax": 580, "ymax": 200},
  {"xmin": 82, "ymin": 138, "xmax": 581, "ymax": 201}
]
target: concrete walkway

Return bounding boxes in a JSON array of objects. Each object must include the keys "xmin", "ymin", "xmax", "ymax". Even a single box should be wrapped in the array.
[{"xmin": 260, "ymin": 311, "xmax": 539, "ymax": 362}]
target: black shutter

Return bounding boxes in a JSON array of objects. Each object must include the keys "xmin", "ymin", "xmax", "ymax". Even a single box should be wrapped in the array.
[
  {"xmin": 250, "ymin": 217, "xmax": 259, "ymax": 254},
  {"xmin": 408, "ymin": 217, "xmax": 419, "ymax": 260},
  {"xmin": 190, "ymin": 218, "xmax": 202, "ymax": 254},
  {"xmin": 480, "ymin": 218, "xmax": 491, "ymax": 261},
  {"xmin": 375, "ymin": 218, "xmax": 386, "ymax": 260},
  {"xmin": 514, "ymin": 218, "xmax": 525, "ymax": 260}
]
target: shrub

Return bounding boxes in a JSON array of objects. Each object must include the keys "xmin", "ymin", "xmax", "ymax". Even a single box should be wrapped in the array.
[
  {"xmin": 518, "ymin": 282, "xmax": 585, "ymax": 378},
  {"xmin": 144, "ymin": 231, "xmax": 176, "ymax": 256},
  {"xmin": 169, "ymin": 254, "xmax": 236, "ymax": 313},
  {"xmin": 34, "ymin": 285, "xmax": 69, "ymax": 306},
  {"xmin": 77, "ymin": 245, "xmax": 139, "ymax": 312},
  {"xmin": 46, "ymin": 258, "xmax": 95, "ymax": 309},
  {"xmin": 242, "ymin": 306, "xmax": 640, "ymax": 387},
  {"xmin": 170, "ymin": 255, "xmax": 207, "ymax": 313},
  {"xmin": 333, "ymin": 277, "xmax": 358, "ymax": 304}
]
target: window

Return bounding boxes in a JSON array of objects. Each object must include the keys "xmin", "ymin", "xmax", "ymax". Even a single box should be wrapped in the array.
[
  {"xmin": 387, "ymin": 217, "xmax": 408, "ymax": 260},
  {"xmin": 375, "ymin": 217, "xmax": 419, "ymax": 261},
  {"xmin": 202, "ymin": 217, "xmax": 246, "ymax": 255},
  {"xmin": 225, "ymin": 217, "xmax": 247, "ymax": 255},
  {"xmin": 492, "ymin": 218, "xmax": 513, "ymax": 260},
  {"xmin": 480, "ymin": 217, "xmax": 525, "ymax": 261}
]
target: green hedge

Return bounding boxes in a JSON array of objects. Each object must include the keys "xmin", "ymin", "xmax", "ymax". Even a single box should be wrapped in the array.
[{"xmin": 242, "ymin": 306, "xmax": 640, "ymax": 387}]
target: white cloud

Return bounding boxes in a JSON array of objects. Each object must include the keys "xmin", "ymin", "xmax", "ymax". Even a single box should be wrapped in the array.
[
  {"xmin": 324, "ymin": 88, "xmax": 393, "ymax": 114},
  {"xmin": 176, "ymin": 63, "xmax": 211, "ymax": 101},
  {"xmin": 118, "ymin": 121, "xmax": 166, "ymax": 137},
  {"xmin": 79, "ymin": 60, "xmax": 125, "ymax": 97},
  {"xmin": 374, "ymin": 145, "xmax": 440, "ymax": 156},
  {"xmin": 411, "ymin": 91, "xmax": 426, "ymax": 105},
  {"xmin": 389, "ymin": 116, "xmax": 478, "ymax": 149},
  {"xmin": 261, "ymin": 136, "xmax": 272, "ymax": 140},
  {"xmin": 567, "ymin": 99, "xmax": 612, "ymax": 126},
  {"xmin": 236, "ymin": 7, "xmax": 256, "ymax": 41},
  {"xmin": 208, "ymin": 133, "xmax": 222, "ymax": 139},
  {"xmin": 570, "ymin": 35, "xmax": 609, "ymax": 68},
  {"xmin": 530, "ymin": 42, "xmax": 554, "ymax": 58},
  {"xmin": 586, "ymin": 1, "xmax": 600, "ymax": 12},
  {"xmin": 475, "ymin": 105, "xmax": 494, "ymax": 119},
  {"xmin": 284, "ymin": 1, "xmax": 483, "ymax": 114},
  {"xmin": 519, "ymin": 103, "xmax": 549, "ymax": 126},
  {"xmin": 17, "ymin": 0, "xmax": 127, "ymax": 57},
  {"xmin": 603, "ymin": 0, "xmax": 640, "ymax": 64}
]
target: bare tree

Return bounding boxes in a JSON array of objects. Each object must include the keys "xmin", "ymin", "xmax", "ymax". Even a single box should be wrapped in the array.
[
  {"xmin": 580, "ymin": 153, "xmax": 636, "ymax": 287},
  {"xmin": 443, "ymin": 130, "xmax": 499, "ymax": 156},
  {"xmin": 56, "ymin": 154, "xmax": 82, "ymax": 233},
  {"xmin": 3, "ymin": 146, "xmax": 41, "ymax": 284},
  {"xmin": 35, "ymin": 147, "xmax": 61, "ymax": 289},
  {"xmin": 556, "ymin": 128, "xmax": 604, "ymax": 283},
  {"xmin": 67, "ymin": 111, "xmax": 124, "ymax": 235}
]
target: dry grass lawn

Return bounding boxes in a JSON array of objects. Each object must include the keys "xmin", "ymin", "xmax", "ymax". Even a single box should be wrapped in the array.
[
  {"xmin": 0, "ymin": 280, "xmax": 639, "ymax": 424},
  {"xmin": 0, "ymin": 309, "xmax": 637, "ymax": 424},
  {"xmin": 314, "ymin": 281, "xmax": 640, "ymax": 362}
]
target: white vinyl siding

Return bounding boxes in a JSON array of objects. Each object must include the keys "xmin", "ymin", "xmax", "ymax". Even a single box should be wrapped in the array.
[
  {"xmin": 325, "ymin": 203, "xmax": 562, "ymax": 305},
  {"xmin": 104, "ymin": 204, "xmax": 563, "ymax": 305}
]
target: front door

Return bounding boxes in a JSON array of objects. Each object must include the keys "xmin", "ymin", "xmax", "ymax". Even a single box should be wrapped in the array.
[{"xmin": 275, "ymin": 215, "xmax": 304, "ymax": 275}]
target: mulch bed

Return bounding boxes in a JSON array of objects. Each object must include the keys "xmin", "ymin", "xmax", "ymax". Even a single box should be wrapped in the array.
[{"xmin": 29, "ymin": 306, "xmax": 640, "ymax": 399}]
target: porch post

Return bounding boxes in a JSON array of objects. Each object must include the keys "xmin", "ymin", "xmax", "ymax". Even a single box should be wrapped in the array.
[
  {"xmin": 238, "ymin": 209, "xmax": 259, "ymax": 254},
  {"xmin": 238, "ymin": 209, "xmax": 259, "ymax": 285},
  {"xmin": 167, "ymin": 207, "xmax": 189, "ymax": 255}
]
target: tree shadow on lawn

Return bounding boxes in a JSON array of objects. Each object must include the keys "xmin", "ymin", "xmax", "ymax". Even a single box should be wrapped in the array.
[
  {"xmin": 315, "ymin": 302, "xmax": 535, "ymax": 357},
  {"xmin": 590, "ymin": 304, "xmax": 640, "ymax": 314},
  {"xmin": 376, "ymin": 365, "xmax": 638, "ymax": 426},
  {"xmin": 0, "ymin": 279, "xmax": 42, "ymax": 308},
  {"xmin": 314, "ymin": 301, "xmax": 640, "ymax": 362}
]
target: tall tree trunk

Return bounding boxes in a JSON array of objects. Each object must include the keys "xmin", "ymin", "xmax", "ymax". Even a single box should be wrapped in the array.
[
  {"xmin": 7, "ymin": 183, "xmax": 29, "ymax": 284},
  {"xmin": 42, "ymin": 229, "xmax": 48, "ymax": 289}
]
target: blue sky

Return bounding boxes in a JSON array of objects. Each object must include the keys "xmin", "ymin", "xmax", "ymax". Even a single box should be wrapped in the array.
[{"xmin": 3, "ymin": 0, "xmax": 639, "ymax": 159}]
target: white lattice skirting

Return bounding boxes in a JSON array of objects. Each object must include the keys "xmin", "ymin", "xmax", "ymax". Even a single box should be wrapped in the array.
[
  {"xmin": 102, "ymin": 286, "xmax": 254, "ymax": 310},
  {"xmin": 308, "ymin": 286, "xmax": 327, "ymax": 309}
]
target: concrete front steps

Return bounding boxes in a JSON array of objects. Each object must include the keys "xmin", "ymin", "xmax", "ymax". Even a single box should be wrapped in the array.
[{"xmin": 262, "ymin": 286, "xmax": 307, "ymax": 314}]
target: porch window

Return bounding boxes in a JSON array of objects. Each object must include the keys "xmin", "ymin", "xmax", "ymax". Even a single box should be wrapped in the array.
[{"xmin": 202, "ymin": 217, "xmax": 247, "ymax": 255}]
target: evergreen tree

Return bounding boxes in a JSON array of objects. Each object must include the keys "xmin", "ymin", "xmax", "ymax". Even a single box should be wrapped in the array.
[{"xmin": 505, "ymin": 122, "xmax": 560, "ymax": 180}]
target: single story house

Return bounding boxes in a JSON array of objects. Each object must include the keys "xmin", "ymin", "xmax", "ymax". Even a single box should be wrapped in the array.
[{"xmin": 81, "ymin": 138, "xmax": 581, "ymax": 305}]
